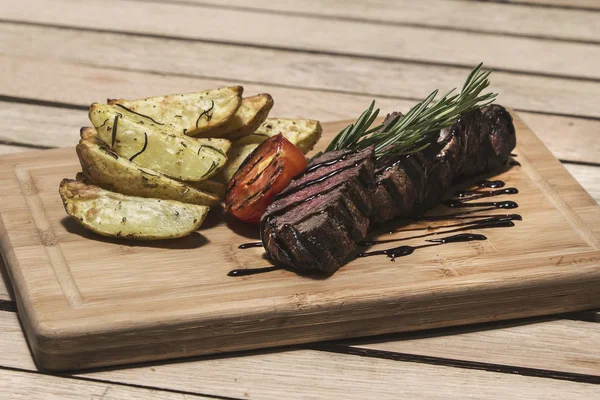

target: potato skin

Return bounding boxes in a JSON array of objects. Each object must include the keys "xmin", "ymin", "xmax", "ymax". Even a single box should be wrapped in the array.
[
  {"xmin": 59, "ymin": 179, "xmax": 209, "ymax": 240},
  {"xmin": 77, "ymin": 130, "xmax": 220, "ymax": 206},
  {"xmin": 194, "ymin": 94, "xmax": 274, "ymax": 140},
  {"xmin": 108, "ymin": 86, "xmax": 243, "ymax": 136}
]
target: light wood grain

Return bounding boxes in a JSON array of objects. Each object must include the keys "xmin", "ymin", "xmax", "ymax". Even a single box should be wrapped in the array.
[
  {"xmin": 3, "ymin": 0, "xmax": 600, "ymax": 80},
  {"xmin": 0, "ymin": 368, "xmax": 209, "ymax": 400},
  {"xmin": 199, "ymin": 0, "xmax": 600, "ymax": 42},
  {"xmin": 1, "ymin": 116, "xmax": 600, "ymax": 371},
  {"xmin": 0, "ymin": 313, "xmax": 599, "ymax": 399},
  {"xmin": 1, "ymin": 24, "xmax": 599, "ymax": 120}
]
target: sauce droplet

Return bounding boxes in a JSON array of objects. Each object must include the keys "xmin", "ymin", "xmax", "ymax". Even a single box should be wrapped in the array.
[
  {"xmin": 238, "ymin": 242, "xmax": 263, "ymax": 249},
  {"xmin": 476, "ymin": 179, "xmax": 505, "ymax": 188}
]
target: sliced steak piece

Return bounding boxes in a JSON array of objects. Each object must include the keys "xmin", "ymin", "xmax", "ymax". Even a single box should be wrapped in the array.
[
  {"xmin": 371, "ymin": 105, "xmax": 515, "ymax": 223},
  {"xmin": 261, "ymin": 147, "xmax": 375, "ymax": 274}
]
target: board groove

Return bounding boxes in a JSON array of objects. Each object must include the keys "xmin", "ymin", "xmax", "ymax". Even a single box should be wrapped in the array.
[
  {"xmin": 516, "ymin": 149, "xmax": 600, "ymax": 249},
  {"xmin": 13, "ymin": 166, "xmax": 83, "ymax": 307}
]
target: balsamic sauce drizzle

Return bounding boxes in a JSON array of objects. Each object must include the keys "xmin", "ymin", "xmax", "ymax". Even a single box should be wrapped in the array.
[
  {"xmin": 359, "ymin": 215, "xmax": 518, "ymax": 246},
  {"xmin": 357, "ymin": 233, "xmax": 487, "ymax": 261},
  {"xmin": 232, "ymin": 179, "xmax": 521, "ymax": 275},
  {"xmin": 443, "ymin": 200, "xmax": 518, "ymax": 209}
]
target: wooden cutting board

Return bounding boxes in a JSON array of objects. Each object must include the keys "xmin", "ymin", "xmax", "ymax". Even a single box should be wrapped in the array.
[{"xmin": 1, "ymin": 116, "xmax": 600, "ymax": 372}]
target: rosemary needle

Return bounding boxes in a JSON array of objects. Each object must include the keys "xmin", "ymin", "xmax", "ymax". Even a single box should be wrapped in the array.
[{"xmin": 327, "ymin": 63, "xmax": 497, "ymax": 157}]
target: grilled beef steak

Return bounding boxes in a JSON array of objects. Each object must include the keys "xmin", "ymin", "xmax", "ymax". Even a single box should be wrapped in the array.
[
  {"xmin": 261, "ymin": 104, "xmax": 516, "ymax": 273},
  {"xmin": 261, "ymin": 147, "xmax": 375, "ymax": 274}
]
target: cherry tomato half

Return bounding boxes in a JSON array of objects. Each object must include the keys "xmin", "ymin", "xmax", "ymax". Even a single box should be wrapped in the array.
[{"xmin": 225, "ymin": 133, "xmax": 307, "ymax": 224}]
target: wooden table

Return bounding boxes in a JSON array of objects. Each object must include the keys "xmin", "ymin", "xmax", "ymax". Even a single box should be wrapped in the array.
[{"xmin": 1, "ymin": 0, "xmax": 599, "ymax": 398}]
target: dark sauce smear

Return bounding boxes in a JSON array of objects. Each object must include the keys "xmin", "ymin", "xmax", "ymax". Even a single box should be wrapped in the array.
[
  {"xmin": 358, "ymin": 233, "xmax": 487, "ymax": 261},
  {"xmin": 359, "ymin": 215, "xmax": 518, "ymax": 246},
  {"xmin": 238, "ymin": 242, "xmax": 263, "ymax": 249},
  {"xmin": 476, "ymin": 179, "xmax": 505, "ymax": 188},
  {"xmin": 228, "ymin": 265, "xmax": 282, "ymax": 277}
]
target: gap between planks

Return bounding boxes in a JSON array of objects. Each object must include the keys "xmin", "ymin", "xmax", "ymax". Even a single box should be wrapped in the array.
[{"xmin": 2, "ymin": 0, "xmax": 600, "ymax": 82}]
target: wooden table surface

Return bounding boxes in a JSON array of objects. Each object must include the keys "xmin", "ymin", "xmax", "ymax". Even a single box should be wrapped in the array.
[{"xmin": 1, "ymin": 0, "xmax": 599, "ymax": 398}]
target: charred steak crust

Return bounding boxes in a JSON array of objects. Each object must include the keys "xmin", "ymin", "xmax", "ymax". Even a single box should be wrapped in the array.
[
  {"xmin": 371, "ymin": 104, "xmax": 515, "ymax": 223},
  {"xmin": 261, "ymin": 105, "xmax": 516, "ymax": 273},
  {"xmin": 261, "ymin": 147, "xmax": 375, "ymax": 274}
]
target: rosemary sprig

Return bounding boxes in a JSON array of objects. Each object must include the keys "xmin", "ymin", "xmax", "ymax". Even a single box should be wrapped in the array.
[{"xmin": 327, "ymin": 63, "xmax": 497, "ymax": 157}]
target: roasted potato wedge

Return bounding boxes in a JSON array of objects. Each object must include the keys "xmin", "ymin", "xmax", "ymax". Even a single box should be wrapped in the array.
[
  {"xmin": 77, "ymin": 129, "xmax": 220, "ymax": 206},
  {"xmin": 254, "ymin": 118, "xmax": 322, "ymax": 153},
  {"xmin": 89, "ymin": 103, "xmax": 230, "ymax": 181},
  {"xmin": 214, "ymin": 118, "xmax": 322, "ymax": 184},
  {"xmin": 108, "ymin": 86, "xmax": 243, "ymax": 136},
  {"xmin": 197, "ymin": 94, "xmax": 274, "ymax": 140},
  {"xmin": 59, "ymin": 179, "xmax": 209, "ymax": 240}
]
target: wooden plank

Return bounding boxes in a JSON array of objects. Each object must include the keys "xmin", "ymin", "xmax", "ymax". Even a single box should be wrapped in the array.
[
  {"xmin": 0, "ymin": 145, "xmax": 30, "ymax": 155},
  {"xmin": 0, "ymin": 313, "xmax": 598, "ymax": 399},
  {"xmin": 564, "ymin": 164, "xmax": 600, "ymax": 204},
  {"xmin": 0, "ymin": 54, "xmax": 407, "ymax": 122},
  {"xmin": 199, "ymin": 0, "xmax": 600, "ymax": 42},
  {"xmin": 0, "ymin": 368, "xmax": 211, "ymax": 399},
  {"xmin": 2, "ymin": 116, "xmax": 600, "ymax": 371},
  {"xmin": 493, "ymin": 0, "xmax": 600, "ymax": 10},
  {"xmin": 0, "ymin": 101, "xmax": 87, "ymax": 149},
  {"xmin": 3, "ymin": 0, "xmax": 600, "ymax": 80},
  {"xmin": 1, "ymin": 24, "xmax": 600, "ymax": 120},
  {"xmin": 517, "ymin": 113, "xmax": 600, "ymax": 163},
  {"xmin": 346, "ymin": 318, "xmax": 600, "ymax": 376}
]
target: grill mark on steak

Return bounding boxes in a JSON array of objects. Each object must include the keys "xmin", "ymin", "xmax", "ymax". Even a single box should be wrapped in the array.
[{"xmin": 277, "ymin": 163, "xmax": 360, "ymax": 198}]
